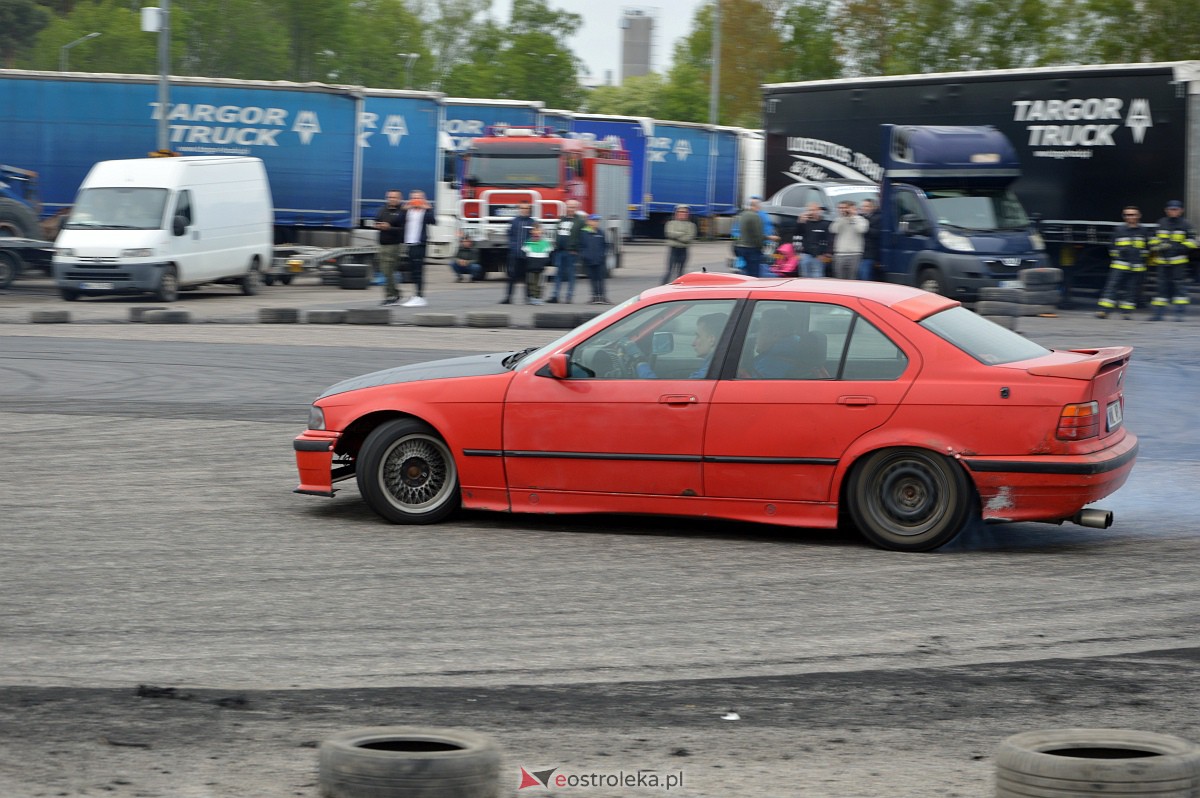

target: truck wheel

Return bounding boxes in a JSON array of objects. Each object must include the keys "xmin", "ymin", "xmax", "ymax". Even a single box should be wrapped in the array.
[
  {"xmin": 262, "ymin": 274, "xmax": 275, "ymax": 286},
  {"xmin": 846, "ymin": 447, "xmax": 973, "ymax": 551},
  {"xmin": 0, "ymin": 198, "xmax": 39, "ymax": 239},
  {"xmin": 154, "ymin": 266, "xmax": 179, "ymax": 303},
  {"xmin": 240, "ymin": 261, "xmax": 261, "ymax": 296},
  {"xmin": 278, "ymin": 274, "xmax": 294, "ymax": 286},
  {"xmin": 357, "ymin": 419, "xmax": 461, "ymax": 524},
  {"xmin": 319, "ymin": 726, "xmax": 501, "ymax": 798},
  {"xmin": 917, "ymin": 267, "xmax": 945, "ymax": 296},
  {"xmin": 0, "ymin": 250, "xmax": 23, "ymax": 288}
]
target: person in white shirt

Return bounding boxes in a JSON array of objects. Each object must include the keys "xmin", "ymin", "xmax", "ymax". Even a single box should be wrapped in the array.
[{"xmin": 400, "ymin": 189, "xmax": 435, "ymax": 307}]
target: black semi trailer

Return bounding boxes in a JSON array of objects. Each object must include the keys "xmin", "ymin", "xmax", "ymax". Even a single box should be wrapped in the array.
[{"xmin": 763, "ymin": 61, "xmax": 1200, "ymax": 302}]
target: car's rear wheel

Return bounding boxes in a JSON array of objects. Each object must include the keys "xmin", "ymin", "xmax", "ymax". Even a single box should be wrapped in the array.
[
  {"xmin": 357, "ymin": 419, "xmax": 461, "ymax": 524},
  {"xmin": 240, "ymin": 259, "xmax": 261, "ymax": 295},
  {"xmin": 847, "ymin": 448, "xmax": 972, "ymax": 551}
]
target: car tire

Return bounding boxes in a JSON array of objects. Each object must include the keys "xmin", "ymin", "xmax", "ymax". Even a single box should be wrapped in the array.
[
  {"xmin": 305, "ymin": 309, "xmax": 347, "ymax": 325},
  {"xmin": 154, "ymin": 266, "xmax": 179, "ymax": 303},
  {"xmin": 59, "ymin": 287, "xmax": 79, "ymax": 302},
  {"xmin": 0, "ymin": 197, "xmax": 40, "ymax": 239},
  {"xmin": 995, "ymin": 728, "xmax": 1200, "ymax": 798},
  {"xmin": 357, "ymin": 419, "xmax": 461, "ymax": 524},
  {"xmin": 0, "ymin": 250, "xmax": 23, "ymax": 288},
  {"xmin": 978, "ymin": 286, "xmax": 1021, "ymax": 303},
  {"xmin": 318, "ymin": 726, "xmax": 502, "ymax": 798},
  {"xmin": 917, "ymin": 267, "xmax": 945, "ymax": 296},
  {"xmin": 847, "ymin": 448, "xmax": 973, "ymax": 551},
  {"xmin": 240, "ymin": 260, "xmax": 261, "ymax": 296},
  {"xmin": 258, "ymin": 307, "xmax": 299, "ymax": 324},
  {"xmin": 339, "ymin": 263, "xmax": 370, "ymax": 279},
  {"xmin": 278, "ymin": 274, "xmax": 294, "ymax": 286},
  {"xmin": 262, "ymin": 273, "xmax": 276, "ymax": 286},
  {"xmin": 340, "ymin": 276, "xmax": 370, "ymax": 290},
  {"xmin": 974, "ymin": 300, "xmax": 1019, "ymax": 317},
  {"xmin": 1018, "ymin": 266, "xmax": 1063, "ymax": 286},
  {"xmin": 466, "ymin": 311, "xmax": 510, "ymax": 328}
]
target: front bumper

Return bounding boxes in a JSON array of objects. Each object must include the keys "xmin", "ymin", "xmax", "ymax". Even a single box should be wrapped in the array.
[
  {"xmin": 53, "ymin": 259, "xmax": 172, "ymax": 293},
  {"xmin": 963, "ymin": 433, "xmax": 1138, "ymax": 523},
  {"xmin": 293, "ymin": 430, "xmax": 344, "ymax": 497}
]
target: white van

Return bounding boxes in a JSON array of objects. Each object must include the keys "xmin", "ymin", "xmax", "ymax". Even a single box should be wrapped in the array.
[{"xmin": 53, "ymin": 156, "xmax": 273, "ymax": 302}]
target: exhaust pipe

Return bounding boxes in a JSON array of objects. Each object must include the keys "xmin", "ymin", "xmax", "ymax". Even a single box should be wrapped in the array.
[{"xmin": 1072, "ymin": 508, "xmax": 1114, "ymax": 529}]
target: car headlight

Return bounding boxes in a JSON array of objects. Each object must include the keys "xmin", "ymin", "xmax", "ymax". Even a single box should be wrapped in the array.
[
  {"xmin": 1030, "ymin": 232, "xmax": 1046, "ymax": 251},
  {"xmin": 121, "ymin": 248, "xmax": 154, "ymax": 258},
  {"xmin": 56, "ymin": 248, "xmax": 74, "ymax": 258},
  {"xmin": 937, "ymin": 229, "xmax": 975, "ymax": 252},
  {"xmin": 308, "ymin": 405, "xmax": 326, "ymax": 430}
]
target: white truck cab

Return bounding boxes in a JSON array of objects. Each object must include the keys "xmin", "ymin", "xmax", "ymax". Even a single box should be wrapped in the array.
[{"xmin": 53, "ymin": 156, "xmax": 273, "ymax": 302}]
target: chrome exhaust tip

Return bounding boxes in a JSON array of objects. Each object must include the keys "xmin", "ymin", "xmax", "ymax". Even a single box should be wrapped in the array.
[{"xmin": 1072, "ymin": 508, "xmax": 1114, "ymax": 529}]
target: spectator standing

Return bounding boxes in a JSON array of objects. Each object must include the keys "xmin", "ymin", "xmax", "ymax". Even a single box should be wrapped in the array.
[
  {"xmin": 795, "ymin": 202, "xmax": 831, "ymax": 278},
  {"xmin": 548, "ymin": 200, "xmax": 584, "ymax": 303},
  {"xmin": 736, "ymin": 198, "xmax": 766, "ymax": 277},
  {"xmin": 450, "ymin": 233, "xmax": 483, "ymax": 282},
  {"xmin": 501, "ymin": 202, "xmax": 535, "ymax": 304},
  {"xmin": 580, "ymin": 214, "xmax": 610, "ymax": 304},
  {"xmin": 374, "ymin": 190, "xmax": 405, "ymax": 305},
  {"xmin": 1149, "ymin": 199, "xmax": 1196, "ymax": 321},
  {"xmin": 1097, "ymin": 206, "xmax": 1150, "ymax": 319},
  {"xmin": 521, "ymin": 224, "xmax": 552, "ymax": 305},
  {"xmin": 857, "ymin": 198, "xmax": 883, "ymax": 280},
  {"xmin": 399, "ymin": 189, "xmax": 434, "ymax": 307},
  {"xmin": 663, "ymin": 205, "xmax": 697, "ymax": 283},
  {"xmin": 829, "ymin": 200, "xmax": 867, "ymax": 280}
]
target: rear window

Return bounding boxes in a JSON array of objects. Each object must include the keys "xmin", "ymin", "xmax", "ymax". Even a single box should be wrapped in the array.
[{"xmin": 920, "ymin": 306, "xmax": 1050, "ymax": 365}]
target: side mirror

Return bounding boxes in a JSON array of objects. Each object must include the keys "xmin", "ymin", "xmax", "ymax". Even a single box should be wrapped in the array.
[
  {"xmin": 547, "ymin": 352, "xmax": 570, "ymax": 379},
  {"xmin": 172, "ymin": 215, "xmax": 188, "ymax": 236},
  {"xmin": 900, "ymin": 214, "xmax": 927, "ymax": 236},
  {"xmin": 651, "ymin": 331, "xmax": 674, "ymax": 355}
]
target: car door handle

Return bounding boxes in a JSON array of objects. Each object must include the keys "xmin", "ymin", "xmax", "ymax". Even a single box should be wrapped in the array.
[
  {"xmin": 659, "ymin": 394, "xmax": 698, "ymax": 405},
  {"xmin": 837, "ymin": 395, "xmax": 877, "ymax": 406}
]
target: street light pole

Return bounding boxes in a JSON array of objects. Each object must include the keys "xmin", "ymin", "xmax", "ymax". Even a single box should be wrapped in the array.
[
  {"xmin": 60, "ymin": 32, "xmax": 101, "ymax": 72},
  {"xmin": 142, "ymin": 2, "xmax": 171, "ymax": 152}
]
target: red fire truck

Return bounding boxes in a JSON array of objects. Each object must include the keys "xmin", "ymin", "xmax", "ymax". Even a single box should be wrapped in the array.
[{"xmin": 457, "ymin": 126, "xmax": 631, "ymax": 275}]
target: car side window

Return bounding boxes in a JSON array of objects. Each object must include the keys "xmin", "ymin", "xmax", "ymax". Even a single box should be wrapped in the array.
[
  {"xmin": 780, "ymin": 185, "xmax": 808, "ymax": 208},
  {"xmin": 736, "ymin": 301, "xmax": 907, "ymax": 380},
  {"xmin": 569, "ymin": 299, "xmax": 737, "ymax": 380},
  {"xmin": 175, "ymin": 190, "xmax": 193, "ymax": 226}
]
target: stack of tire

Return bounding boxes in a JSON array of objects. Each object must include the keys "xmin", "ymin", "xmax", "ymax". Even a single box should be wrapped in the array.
[
  {"xmin": 974, "ymin": 267, "xmax": 1063, "ymax": 331},
  {"xmin": 339, "ymin": 262, "xmax": 371, "ymax": 290}
]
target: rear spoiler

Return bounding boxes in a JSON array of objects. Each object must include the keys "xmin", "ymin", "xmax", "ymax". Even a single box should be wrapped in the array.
[{"xmin": 1027, "ymin": 347, "xmax": 1132, "ymax": 380}]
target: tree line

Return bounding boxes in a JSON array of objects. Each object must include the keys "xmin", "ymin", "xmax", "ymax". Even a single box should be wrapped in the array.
[{"xmin": 4, "ymin": 0, "xmax": 1200, "ymax": 129}]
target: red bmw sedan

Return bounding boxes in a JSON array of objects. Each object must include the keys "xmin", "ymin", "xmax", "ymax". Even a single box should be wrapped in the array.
[{"xmin": 294, "ymin": 273, "xmax": 1136, "ymax": 552}]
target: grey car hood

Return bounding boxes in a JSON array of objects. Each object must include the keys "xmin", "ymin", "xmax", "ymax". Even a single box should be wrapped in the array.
[{"xmin": 319, "ymin": 352, "xmax": 513, "ymax": 399}]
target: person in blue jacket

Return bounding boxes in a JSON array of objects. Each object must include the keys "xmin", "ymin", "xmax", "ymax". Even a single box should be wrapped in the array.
[{"xmin": 580, "ymin": 215, "xmax": 610, "ymax": 304}]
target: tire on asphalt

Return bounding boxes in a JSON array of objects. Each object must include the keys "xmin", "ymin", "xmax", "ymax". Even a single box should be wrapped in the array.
[
  {"xmin": 1020, "ymin": 288, "xmax": 1062, "ymax": 305},
  {"xmin": 0, "ymin": 197, "xmax": 40, "ymax": 239},
  {"xmin": 339, "ymin": 263, "xmax": 370, "ymax": 279},
  {"xmin": 846, "ymin": 447, "xmax": 974, "ymax": 552},
  {"xmin": 305, "ymin": 309, "xmax": 347, "ymax": 325},
  {"xmin": 154, "ymin": 266, "xmax": 179, "ymax": 303},
  {"xmin": 413, "ymin": 312, "xmax": 456, "ymax": 327},
  {"xmin": 345, "ymin": 307, "xmax": 391, "ymax": 325},
  {"xmin": 318, "ymin": 726, "xmax": 501, "ymax": 798},
  {"xmin": 466, "ymin": 311, "xmax": 510, "ymax": 328},
  {"xmin": 974, "ymin": 300, "xmax": 1019, "ymax": 317},
  {"xmin": 977, "ymin": 286, "xmax": 1021, "ymax": 303},
  {"xmin": 533, "ymin": 311, "xmax": 578, "ymax": 329},
  {"xmin": 340, "ymin": 276, "xmax": 370, "ymax": 290},
  {"xmin": 0, "ymin": 249, "xmax": 24, "ymax": 288},
  {"xmin": 1018, "ymin": 266, "xmax": 1063, "ymax": 286},
  {"xmin": 143, "ymin": 309, "xmax": 191, "ymax": 324},
  {"xmin": 258, "ymin": 307, "xmax": 299, "ymax": 324},
  {"xmin": 278, "ymin": 274, "xmax": 294, "ymax": 286},
  {"xmin": 59, "ymin": 287, "xmax": 79, "ymax": 302},
  {"xmin": 129, "ymin": 306, "xmax": 167, "ymax": 322},
  {"xmin": 356, "ymin": 419, "xmax": 462, "ymax": 524},
  {"xmin": 995, "ymin": 728, "xmax": 1200, "ymax": 798}
]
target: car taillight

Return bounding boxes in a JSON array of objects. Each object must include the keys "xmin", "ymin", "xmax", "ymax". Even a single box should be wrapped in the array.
[{"xmin": 1057, "ymin": 401, "xmax": 1099, "ymax": 440}]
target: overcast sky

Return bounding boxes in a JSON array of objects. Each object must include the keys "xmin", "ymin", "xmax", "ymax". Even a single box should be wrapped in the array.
[{"xmin": 488, "ymin": 1, "xmax": 708, "ymax": 85}]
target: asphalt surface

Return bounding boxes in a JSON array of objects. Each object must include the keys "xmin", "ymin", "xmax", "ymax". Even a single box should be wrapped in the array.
[{"xmin": 1, "ymin": 242, "xmax": 1199, "ymax": 797}]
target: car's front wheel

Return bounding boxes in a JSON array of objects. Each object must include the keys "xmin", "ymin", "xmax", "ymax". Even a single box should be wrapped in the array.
[
  {"xmin": 357, "ymin": 419, "xmax": 461, "ymax": 524},
  {"xmin": 847, "ymin": 448, "xmax": 973, "ymax": 551}
]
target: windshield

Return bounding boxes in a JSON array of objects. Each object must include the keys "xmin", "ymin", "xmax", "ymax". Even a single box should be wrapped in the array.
[
  {"xmin": 64, "ymin": 187, "xmax": 169, "ymax": 230},
  {"xmin": 924, "ymin": 187, "xmax": 1029, "ymax": 231},
  {"xmin": 509, "ymin": 295, "xmax": 641, "ymax": 368},
  {"xmin": 825, "ymin": 185, "xmax": 879, "ymax": 207},
  {"xmin": 920, "ymin": 306, "xmax": 1050, "ymax": 365},
  {"xmin": 466, "ymin": 154, "xmax": 559, "ymax": 188}
]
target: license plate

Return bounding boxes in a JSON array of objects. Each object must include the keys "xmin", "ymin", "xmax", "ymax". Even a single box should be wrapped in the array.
[
  {"xmin": 288, "ymin": 262, "xmax": 305, "ymax": 273},
  {"xmin": 1106, "ymin": 400, "xmax": 1123, "ymax": 431},
  {"xmin": 80, "ymin": 281, "xmax": 114, "ymax": 290},
  {"xmin": 999, "ymin": 280, "xmax": 1022, "ymax": 289}
]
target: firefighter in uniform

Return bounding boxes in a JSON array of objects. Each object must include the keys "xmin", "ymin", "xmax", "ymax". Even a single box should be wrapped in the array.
[
  {"xmin": 1149, "ymin": 199, "xmax": 1196, "ymax": 321},
  {"xmin": 1097, "ymin": 205, "xmax": 1151, "ymax": 319}
]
